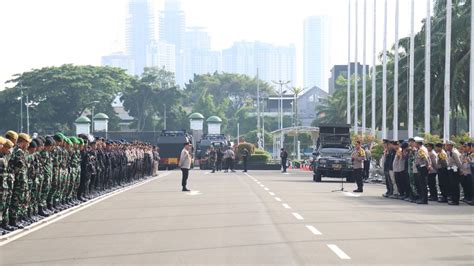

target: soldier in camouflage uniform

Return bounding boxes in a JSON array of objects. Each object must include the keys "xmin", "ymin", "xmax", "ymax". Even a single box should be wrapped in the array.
[
  {"xmin": 9, "ymin": 133, "xmax": 31, "ymax": 228},
  {"xmin": 406, "ymin": 138, "xmax": 419, "ymax": 203},
  {"xmin": 26, "ymin": 140, "xmax": 40, "ymax": 222},
  {"xmin": 1, "ymin": 136, "xmax": 16, "ymax": 233},
  {"xmin": 38, "ymin": 137, "xmax": 54, "ymax": 217},
  {"xmin": 0, "ymin": 137, "xmax": 14, "ymax": 234}
]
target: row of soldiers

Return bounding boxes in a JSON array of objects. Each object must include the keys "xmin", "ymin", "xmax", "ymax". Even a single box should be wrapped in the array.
[
  {"xmin": 382, "ymin": 137, "xmax": 474, "ymax": 205},
  {"xmin": 0, "ymin": 130, "xmax": 159, "ymax": 235}
]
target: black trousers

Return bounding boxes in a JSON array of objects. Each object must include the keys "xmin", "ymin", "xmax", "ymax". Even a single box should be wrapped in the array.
[
  {"xmin": 363, "ymin": 161, "xmax": 370, "ymax": 179},
  {"xmin": 448, "ymin": 170, "xmax": 461, "ymax": 203},
  {"xmin": 415, "ymin": 167, "xmax": 428, "ymax": 202},
  {"xmin": 281, "ymin": 159, "xmax": 287, "ymax": 172},
  {"xmin": 461, "ymin": 174, "xmax": 472, "ymax": 201},
  {"xmin": 438, "ymin": 168, "xmax": 449, "ymax": 198},
  {"xmin": 181, "ymin": 168, "xmax": 189, "ymax": 188},
  {"xmin": 216, "ymin": 159, "xmax": 222, "ymax": 171},
  {"xmin": 243, "ymin": 157, "xmax": 248, "ymax": 172},
  {"xmin": 395, "ymin": 171, "xmax": 408, "ymax": 196},
  {"xmin": 427, "ymin": 173, "xmax": 438, "ymax": 199},
  {"xmin": 353, "ymin": 168, "xmax": 363, "ymax": 190},
  {"xmin": 384, "ymin": 170, "xmax": 393, "ymax": 194}
]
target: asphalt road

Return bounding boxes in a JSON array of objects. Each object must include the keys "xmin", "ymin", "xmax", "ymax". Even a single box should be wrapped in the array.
[{"xmin": 1, "ymin": 170, "xmax": 473, "ymax": 265}]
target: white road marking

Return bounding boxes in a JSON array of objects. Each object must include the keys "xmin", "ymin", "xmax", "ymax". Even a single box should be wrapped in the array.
[
  {"xmin": 264, "ymin": 188, "xmax": 269, "ymax": 191},
  {"xmin": 292, "ymin": 212, "xmax": 304, "ymax": 220},
  {"xmin": 305, "ymin": 225, "xmax": 322, "ymax": 235},
  {"xmin": 282, "ymin": 203, "xmax": 291, "ymax": 209},
  {"xmin": 0, "ymin": 172, "xmax": 172, "ymax": 246},
  {"xmin": 204, "ymin": 172, "xmax": 210, "ymax": 175},
  {"xmin": 260, "ymin": 184, "xmax": 264, "ymax": 187},
  {"xmin": 274, "ymin": 197, "xmax": 282, "ymax": 202},
  {"xmin": 186, "ymin": 190, "xmax": 202, "ymax": 196},
  {"xmin": 343, "ymin": 192, "xmax": 361, "ymax": 197},
  {"xmin": 269, "ymin": 192, "xmax": 275, "ymax": 196},
  {"xmin": 327, "ymin": 244, "xmax": 351, "ymax": 260}
]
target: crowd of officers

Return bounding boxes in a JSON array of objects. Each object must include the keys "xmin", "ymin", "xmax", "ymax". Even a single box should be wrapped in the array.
[
  {"xmin": 381, "ymin": 137, "xmax": 474, "ymax": 205},
  {"xmin": 0, "ymin": 130, "xmax": 159, "ymax": 235}
]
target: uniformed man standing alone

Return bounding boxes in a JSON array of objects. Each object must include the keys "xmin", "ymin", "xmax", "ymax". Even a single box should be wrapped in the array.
[
  {"xmin": 179, "ymin": 142, "xmax": 192, "ymax": 192},
  {"xmin": 352, "ymin": 141, "xmax": 365, "ymax": 193}
]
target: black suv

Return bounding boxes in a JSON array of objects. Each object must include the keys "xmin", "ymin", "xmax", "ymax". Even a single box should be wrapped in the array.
[{"xmin": 312, "ymin": 124, "xmax": 354, "ymax": 182}]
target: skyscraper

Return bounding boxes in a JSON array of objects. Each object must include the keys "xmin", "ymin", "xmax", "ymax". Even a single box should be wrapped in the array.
[
  {"xmin": 160, "ymin": 0, "xmax": 186, "ymax": 84},
  {"xmin": 304, "ymin": 16, "xmax": 329, "ymax": 90},
  {"xmin": 101, "ymin": 52, "xmax": 135, "ymax": 75},
  {"xmin": 222, "ymin": 41, "xmax": 296, "ymax": 86},
  {"xmin": 126, "ymin": 0, "xmax": 154, "ymax": 75},
  {"xmin": 184, "ymin": 27, "xmax": 221, "ymax": 80},
  {"xmin": 146, "ymin": 41, "xmax": 176, "ymax": 73}
]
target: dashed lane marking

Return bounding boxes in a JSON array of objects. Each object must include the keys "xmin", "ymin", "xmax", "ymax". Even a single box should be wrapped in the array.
[
  {"xmin": 327, "ymin": 244, "xmax": 351, "ymax": 260},
  {"xmin": 274, "ymin": 197, "xmax": 282, "ymax": 202},
  {"xmin": 282, "ymin": 203, "xmax": 291, "ymax": 209},
  {"xmin": 292, "ymin": 212, "xmax": 304, "ymax": 220},
  {"xmin": 264, "ymin": 188, "xmax": 269, "ymax": 191},
  {"xmin": 269, "ymin": 192, "xmax": 275, "ymax": 196},
  {"xmin": 305, "ymin": 225, "xmax": 322, "ymax": 235}
]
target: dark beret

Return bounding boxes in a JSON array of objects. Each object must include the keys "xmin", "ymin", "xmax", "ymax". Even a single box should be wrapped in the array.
[{"xmin": 29, "ymin": 141, "xmax": 37, "ymax": 149}]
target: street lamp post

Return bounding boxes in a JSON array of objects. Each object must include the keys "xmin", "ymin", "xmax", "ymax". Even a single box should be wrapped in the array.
[
  {"xmin": 89, "ymin": 100, "xmax": 100, "ymax": 134},
  {"xmin": 273, "ymin": 80, "xmax": 290, "ymax": 156}
]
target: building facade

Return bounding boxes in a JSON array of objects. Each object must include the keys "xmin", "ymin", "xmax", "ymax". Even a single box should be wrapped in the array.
[
  {"xmin": 101, "ymin": 52, "xmax": 135, "ymax": 75},
  {"xmin": 126, "ymin": 0, "xmax": 154, "ymax": 75},
  {"xmin": 303, "ymin": 16, "xmax": 329, "ymax": 90},
  {"xmin": 146, "ymin": 41, "xmax": 176, "ymax": 73},
  {"xmin": 328, "ymin": 63, "xmax": 367, "ymax": 95},
  {"xmin": 160, "ymin": 0, "xmax": 186, "ymax": 85},
  {"xmin": 222, "ymin": 41, "xmax": 296, "ymax": 85}
]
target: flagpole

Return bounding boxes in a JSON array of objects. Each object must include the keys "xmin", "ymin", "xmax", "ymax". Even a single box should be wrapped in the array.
[
  {"xmin": 354, "ymin": 0, "xmax": 359, "ymax": 134},
  {"xmin": 470, "ymin": 0, "xmax": 474, "ymax": 138},
  {"xmin": 393, "ymin": 0, "xmax": 399, "ymax": 140},
  {"xmin": 408, "ymin": 0, "xmax": 415, "ymax": 139},
  {"xmin": 362, "ymin": 0, "xmax": 367, "ymax": 135},
  {"xmin": 382, "ymin": 0, "xmax": 388, "ymax": 139},
  {"xmin": 443, "ymin": 0, "xmax": 452, "ymax": 141},
  {"xmin": 347, "ymin": 0, "xmax": 352, "ymax": 125},
  {"xmin": 425, "ymin": 0, "xmax": 431, "ymax": 135},
  {"xmin": 371, "ymin": 0, "xmax": 376, "ymax": 136}
]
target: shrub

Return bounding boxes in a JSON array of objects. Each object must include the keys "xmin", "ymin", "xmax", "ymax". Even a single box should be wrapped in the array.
[
  {"xmin": 250, "ymin": 153, "xmax": 271, "ymax": 164},
  {"xmin": 236, "ymin": 142, "xmax": 255, "ymax": 156}
]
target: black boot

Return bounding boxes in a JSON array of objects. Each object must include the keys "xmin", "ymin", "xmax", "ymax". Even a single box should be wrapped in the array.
[{"xmin": 38, "ymin": 206, "xmax": 50, "ymax": 217}]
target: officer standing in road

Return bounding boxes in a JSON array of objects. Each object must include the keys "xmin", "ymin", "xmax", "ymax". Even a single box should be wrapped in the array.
[
  {"xmin": 280, "ymin": 148, "xmax": 288, "ymax": 173},
  {"xmin": 209, "ymin": 147, "xmax": 217, "ymax": 173},
  {"xmin": 414, "ymin": 137, "xmax": 431, "ymax": 204},
  {"xmin": 240, "ymin": 147, "xmax": 249, "ymax": 173},
  {"xmin": 426, "ymin": 143, "xmax": 439, "ymax": 201},
  {"xmin": 446, "ymin": 141, "xmax": 462, "ymax": 205},
  {"xmin": 352, "ymin": 141, "xmax": 365, "ymax": 193},
  {"xmin": 179, "ymin": 142, "xmax": 192, "ymax": 192}
]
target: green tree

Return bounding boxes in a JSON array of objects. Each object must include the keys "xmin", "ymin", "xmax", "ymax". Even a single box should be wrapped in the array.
[
  {"xmin": 121, "ymin": 67, "xmax": 188, "ymax": 132},
  {"xmin": 0, "ymin": 64, "xmax": 131, "ymax": 133}
]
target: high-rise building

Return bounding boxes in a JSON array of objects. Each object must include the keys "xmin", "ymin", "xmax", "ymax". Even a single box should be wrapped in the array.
[
  {"xmin": 222, "ymin": 41, "xmax": 296, "ymax": 86},
  {"xmin": 328, "ymin": 63, "xmax": 367, "ymax": 95},
  {"xmin": 101, "ymin": 52, "xmax": 135, "ymax": 75},
  {"xmin": 184, "ymin": 27, "xmax": 221, "ymax": 80},
  {"xmin": 160, "ymin": 0, "xmax": 186, "ymax": 84},
  {"xmin": 146, "ymin": 41, "xmax": 176, "ymax": 73},
  {"xmin": 304, "ymin": 16, "xmax": 329, "ymax": 90},
  {"xmin": 126, "ymin": 0, "xmax": 154, "ymax": 75}
]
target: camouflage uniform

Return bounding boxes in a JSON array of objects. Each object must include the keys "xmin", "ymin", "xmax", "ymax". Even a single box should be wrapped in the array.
[
  {"xmin": 9, "ymin": 147, "xmax": 28, "ymax": 224},
  {"xmin": 39, "ymin": 149, "xmax": 52, "ymax": 211}
]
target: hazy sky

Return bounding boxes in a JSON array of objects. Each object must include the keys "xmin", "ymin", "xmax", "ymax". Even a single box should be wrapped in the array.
[{"xmin": 0, "ymin": 0, "xmax": 427, "ymax": 89}]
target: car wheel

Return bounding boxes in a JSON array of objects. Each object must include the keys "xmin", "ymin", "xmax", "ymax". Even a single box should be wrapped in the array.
[{"xmin": 313, "ymin": 172, "xmax": 322, "ymax": 182}]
